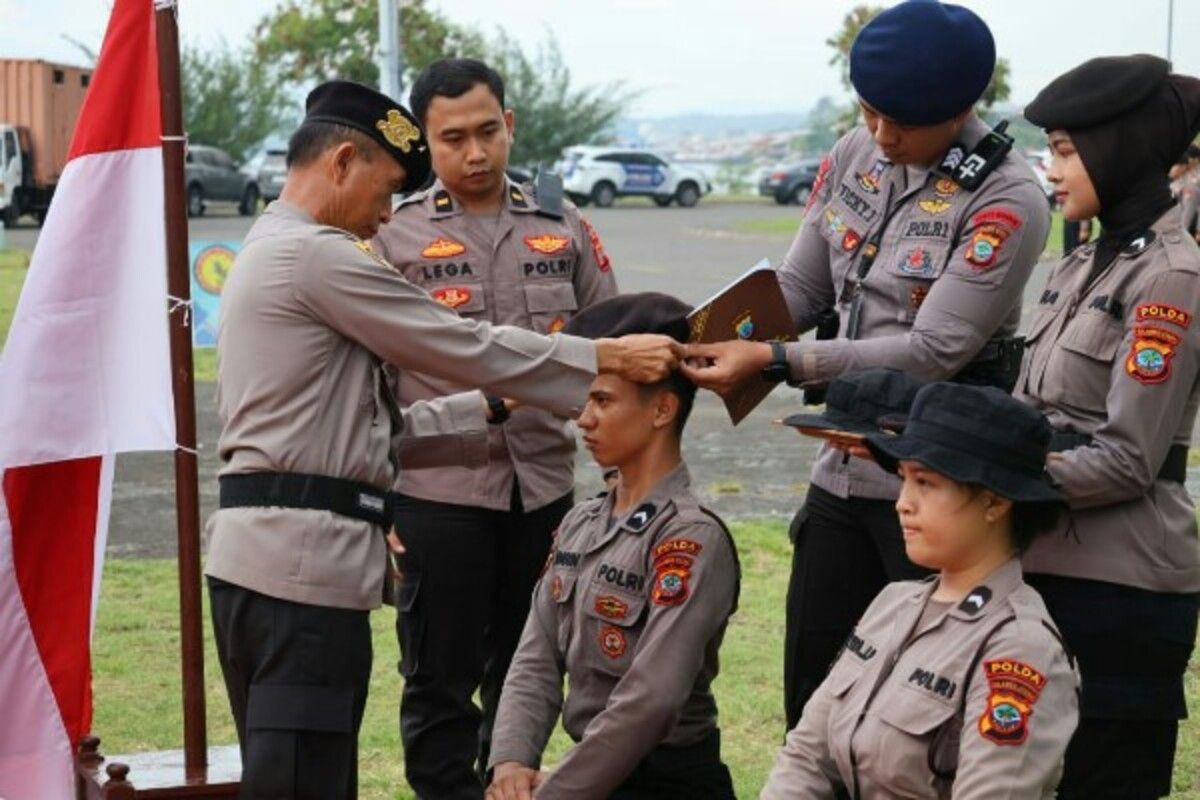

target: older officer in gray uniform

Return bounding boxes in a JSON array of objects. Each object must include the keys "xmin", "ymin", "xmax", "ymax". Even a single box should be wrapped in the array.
[
  {"xmin": 205, "ymin": 81, "xmax": 679, "ymax": 800},
  {"xmin": 683, "ymin": 0, "xmax": 1050, "ymax": 729},
  {"xmin": 1018, "ymin": 56, "xmax": 1200, "ymax": 800},
  {"xmin": 372, "ymin": 58, "xmax": 617, "ymax": 799},
  {"xmin": 487, "ymin": 294, "xmax": 739, "ymax": 800}
]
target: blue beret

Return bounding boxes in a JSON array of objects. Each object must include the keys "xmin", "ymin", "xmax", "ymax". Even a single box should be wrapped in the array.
[{"xmin": 850, "ymin": 0, "xmax": 995, "ymax": 126}]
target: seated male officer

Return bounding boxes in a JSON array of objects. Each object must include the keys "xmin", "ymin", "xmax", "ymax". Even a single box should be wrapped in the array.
[{"xmin": 486, "ymin": 293, "xmax": 740, "ymax": 800}]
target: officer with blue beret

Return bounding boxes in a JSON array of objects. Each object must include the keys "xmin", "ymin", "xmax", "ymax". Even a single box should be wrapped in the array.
[{"xmin": 683, "ymin": 0, "xmax": 1051, "ymax": 729}]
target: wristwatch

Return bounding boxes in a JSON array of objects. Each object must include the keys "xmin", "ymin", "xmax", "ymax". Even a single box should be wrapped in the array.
[
  {"xmin": 760, "ymin": 341, "xmax": 792, "ymax": 385},
  {"xmin": 486, "ymin": 395, "xmax": 511, "ymax": 425}
]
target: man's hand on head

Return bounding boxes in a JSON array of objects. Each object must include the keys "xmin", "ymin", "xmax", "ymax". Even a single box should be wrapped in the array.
[
  {"xmin": 679, "ymin": 340, "xmax": 774, "ymax": 397},
  {"xmin": 594, "ymin": 334, "xmax": 683, "ymax": 383}
]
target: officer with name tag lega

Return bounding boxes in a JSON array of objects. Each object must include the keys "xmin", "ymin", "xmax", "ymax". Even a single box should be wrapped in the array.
[
  {"xmin": 682, "ymin": 0, "xmax": 1051, "ymax": 729},
  {"xmin": 372, "ymin": 58, "xmax": 618, "ymax": 799}
]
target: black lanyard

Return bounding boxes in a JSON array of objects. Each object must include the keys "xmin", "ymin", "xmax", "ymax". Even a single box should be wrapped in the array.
[{"xmin": 842, "ymin": 168, "xmax": 942, "ymax": 339}]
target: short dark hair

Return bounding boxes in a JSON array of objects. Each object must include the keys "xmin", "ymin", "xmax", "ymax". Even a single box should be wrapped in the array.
[
  {"xmin": 1009, "ymin": 500, "xmax": 1065, "ymax": 554},
  {"xmin": 409, "ymin": 58, "xmax": 505, "ymax": 125},
  {"xmin": 285, "ymin": 121, "xmax": 379, "ymax": 168},
  {"xmin": 637, "ymin": 373, "xmax": 697, "ymax": 437}
]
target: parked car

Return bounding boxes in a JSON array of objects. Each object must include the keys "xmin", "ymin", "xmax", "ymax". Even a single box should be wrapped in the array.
[
  {"xmin": 184, "ymin": 144, "xmax": 260, "ymax": 217},
  {"xmin": 242, "ymin": 148, "xmax": 286, "ymax": 202},
  {"xmin": 559, "ymin": 146, "xmax": 711, "ymax": 208},
  {"xmin": 758, "ymin": 158, "xmax": 823, "ymax": 205}
]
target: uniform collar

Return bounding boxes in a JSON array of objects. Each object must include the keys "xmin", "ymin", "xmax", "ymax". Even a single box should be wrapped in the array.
[
  {"xmin": 268, "ymin": 198, "xmax": 318, "ymax": 225},
  {"xmin": 904, "ymin": 557, "xmax": 1025, "ymax": 624},
  {"xmin": 425, "ymin": 176, "xmax": 541, "ymax": 220},
  {"xmin": 904, "ymin": 115, "xmax": 992, "ymax": 189},
  {"xmin": 583, "ymin": 462, "xmax": 691, "ymax": 548}
]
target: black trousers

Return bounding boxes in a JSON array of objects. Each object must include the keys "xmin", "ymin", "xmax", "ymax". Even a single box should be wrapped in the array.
[
  {"xmin": 608, "ymin": 730, "xmax": 735, "ymax": 799},
  {"xmin": 394, "ymin": 487, "xmax": 573, "ymax": 800},
  {"xmin": 208, "ymin": 576, "xmax": 372, "ymax": 800},
  {"xmin": 1026, "ymin": 574, "xmax": 1200, "ymax": 800},
  {"xmin": 783, "ymin": 485, "xmax": 930, "ymax": 728}
]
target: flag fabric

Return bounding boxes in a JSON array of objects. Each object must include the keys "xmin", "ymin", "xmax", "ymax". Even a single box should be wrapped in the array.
[{"xmin": 0, "ymin": 0, "xmax": 175, "ymax": 796}]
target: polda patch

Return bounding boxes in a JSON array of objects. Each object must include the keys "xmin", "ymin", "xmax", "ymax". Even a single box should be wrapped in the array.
[{"xmin": 977, "ymin": 659, "xmax": 1046, "ymax": 746}]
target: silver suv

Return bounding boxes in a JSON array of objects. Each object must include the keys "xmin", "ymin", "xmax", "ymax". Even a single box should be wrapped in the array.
[{"xmin": 184, "ymin": 144, "xmax": 260, "ymax": 217}]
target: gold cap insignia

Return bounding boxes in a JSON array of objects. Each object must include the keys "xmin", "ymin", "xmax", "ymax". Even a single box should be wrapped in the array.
[{"xmin": 377, "ymin": 109, "xmax": 421, "ymax": 153}]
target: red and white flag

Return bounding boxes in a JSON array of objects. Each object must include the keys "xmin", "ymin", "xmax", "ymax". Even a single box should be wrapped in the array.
[{"xmin": 0, "ymin": 0, "xmax": 175, "ymax": 796}]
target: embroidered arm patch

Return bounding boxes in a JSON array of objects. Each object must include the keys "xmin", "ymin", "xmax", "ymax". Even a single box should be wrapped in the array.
[{"xmin": 978, "ymin": 659, "xmax": 1046, "ymax": 746}]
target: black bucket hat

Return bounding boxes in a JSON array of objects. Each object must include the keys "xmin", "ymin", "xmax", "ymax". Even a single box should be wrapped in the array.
[
  {"xmin": 864, "ymin": 383, "xmax": 1064, "ymax": 504},
  {"xmin": 783, "ymin": 368, "xmax": 924, "ymax": 436}
]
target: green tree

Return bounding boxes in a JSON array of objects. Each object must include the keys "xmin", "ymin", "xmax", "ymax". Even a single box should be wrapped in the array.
[
  {"xmin": 249, "ymin": 0, "xmax": 632, "ymax": 166},
  {"xmin": 181, "ymin": 41, "xmax": 293, "ymax": 163},
  {"xmin": 486, "ymin": 31, "xmax": 634, "ymax": 167}
]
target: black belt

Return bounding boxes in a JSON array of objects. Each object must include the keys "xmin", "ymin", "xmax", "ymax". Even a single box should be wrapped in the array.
[
  {"xmin": 1048, "ymin": 433, "xmax": 1188, "ymax": 484},
  {"xmin": 219, "ymin": 472, "xmax": 391, "ymax": 527}
]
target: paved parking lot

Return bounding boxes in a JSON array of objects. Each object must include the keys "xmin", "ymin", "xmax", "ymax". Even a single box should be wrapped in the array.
[{"xmin": 10, "ymin": 200, "xmax": 1187, "ymax": 557}]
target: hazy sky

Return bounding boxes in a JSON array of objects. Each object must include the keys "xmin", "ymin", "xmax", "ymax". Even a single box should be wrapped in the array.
[{"xmin": 1, "ymin": 0, "xmax": 1197, "ymax": 117}]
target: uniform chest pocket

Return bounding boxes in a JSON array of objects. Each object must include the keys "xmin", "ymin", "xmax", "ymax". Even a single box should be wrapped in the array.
[
  {"xmin": 523, "ymin": 281, "xmax": 579, "ymax": 334},
  {"xmin": 427, "ymin": 281, "xmax": 486, "ymax": 316},
  {"xmin": 884, "ymin": 242, "xmax": 953, "ymax": 323},
  {"xmin": 548, "ymin": 568, "xmax": 579, "ymax": 652},
  {"xmin": 580, "ymin": 582, "xmax": 648, "ymax": 676},
  {"xmin": 873, "ymin": 690, "xmax": 959, "ymax": 798},
  {"xmin": 1050, "ymin": 314, "xmax": 1125, "ymax": 414}
]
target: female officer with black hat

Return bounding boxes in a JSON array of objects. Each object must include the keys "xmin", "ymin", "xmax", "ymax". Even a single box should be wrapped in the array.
[
  {"xmin": 761, "ymin": 383, "xmax": 1079, "ymax": 799},
  {"xmin": 1017, "ymin": 55, "xmax": 1200, "ymax": 799}
]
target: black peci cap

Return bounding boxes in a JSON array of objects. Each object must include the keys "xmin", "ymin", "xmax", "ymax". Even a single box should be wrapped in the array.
[
  {"xmin": 1023, "ymin": 54, "xmax": 1170, "ymax": 131},
  {"xmin": 864, "ymin": 383, "xmax": 1064, "ymax": 504},
  {"xmin": 561, "ymin": 293, "xmax": 693, "ymax": 342},
  {"xmin": 304, "ymin": 80, "xmax": 432, "ymax": 191}
]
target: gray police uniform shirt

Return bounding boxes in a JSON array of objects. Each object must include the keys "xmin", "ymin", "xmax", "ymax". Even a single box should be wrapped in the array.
[
  {"xmin": 374, "ymin": 178, "xmax": 618, "ymax": 511},
  {"xmin": 205, "ymin": 200, "xmax": 598, "ymax": 610},
  {"xmin": 487, "ymin": 463, "xmax": 740, "ymax": 799},
  {"xmin": 1015, "ymin": 207, "xmax": 1200, "ymax": 594},
  {"xmin": 779, "ymin": 117, "xmax": 1050, "ymax": 500},
  {"xmin": 762, "ymin": 559, "xmax": 1080, "ymax": 800}
]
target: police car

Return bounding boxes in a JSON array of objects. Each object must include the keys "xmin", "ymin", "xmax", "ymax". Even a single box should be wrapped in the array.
[{"xmin": 559, "ymin": 146, "xmax": 711, "ymax": 208}]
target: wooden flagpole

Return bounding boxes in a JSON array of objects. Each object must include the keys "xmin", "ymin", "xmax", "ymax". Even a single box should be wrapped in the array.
[{"xmin": 153, "ymin": 0, "xmax": 208, "ymax": 774}]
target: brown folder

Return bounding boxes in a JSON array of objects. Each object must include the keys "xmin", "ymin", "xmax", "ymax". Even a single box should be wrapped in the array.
[{"xmin": 688, "ymin": 260, "xmax": 796, "ymax": 424}]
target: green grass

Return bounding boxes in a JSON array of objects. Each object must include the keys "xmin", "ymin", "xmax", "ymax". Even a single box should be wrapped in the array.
[
  {"xmin": 92, "ymin": 520, "xmax": 1199, "ymax": 799},
  {"xmin": 0, "ymin": 250, "xmax": 30, "ymax": 345}
]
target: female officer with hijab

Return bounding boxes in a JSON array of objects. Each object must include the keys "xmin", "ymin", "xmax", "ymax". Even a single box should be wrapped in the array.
[{"xmin": 1018, "ymin": 55, "xmax": 1200, "ymax": 799}]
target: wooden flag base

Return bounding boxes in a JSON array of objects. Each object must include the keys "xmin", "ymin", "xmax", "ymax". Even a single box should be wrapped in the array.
[{"xmin": 76, "ymin": 735, "xmax": 240, "ymax": 799}]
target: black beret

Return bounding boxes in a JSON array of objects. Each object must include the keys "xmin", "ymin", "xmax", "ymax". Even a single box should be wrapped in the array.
[
  {"xmin": 561, "ymin": 293, "xmax": 692, "ymax": 343},
  {"xmin": 1024, "ymin": 55, "xmax": 1169, "ymax": 130},
  {"xmin": 304, "ymin": 80, "xmax": 432, "ymax": 192},
  {"xmin": 850, "ymin": 1, "xmax": 995, "ymax": 126}
]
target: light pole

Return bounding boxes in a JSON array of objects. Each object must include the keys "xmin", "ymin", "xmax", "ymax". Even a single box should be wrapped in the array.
[
  {"xmin": 378, "ymin": 0, "xmax": 403, "ymax": 100},
  {"xmin": 1167, "ymin": 0, "xmax": 1175, "ymax": 63}
]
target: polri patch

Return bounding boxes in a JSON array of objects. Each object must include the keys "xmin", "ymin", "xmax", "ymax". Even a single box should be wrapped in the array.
[
  {"xmin": 580, "ymin": 217, "xmax": 611, "ymax": 272},
  {"xmin": 421, "ymin": 238, "xmax": 466, "ymax": 259},
  {"xmin": 652, "ymin": 567, "xmax": 690, "ymax": 607},
  {"xmin": 431, "ymin": 286, "xmax": 472, "ymax": 309},
  {"xmin": 594, "ymin": 594, "xmax": 630, "ymax": 620},
  {"xmin": 524, "ymin": 234, "xmax": 571, "ymax": 256},
  {"xmin": 978, "ymin": 659, "xmax": 1047, "ymax": 746},
  {"xmin": 1136, "ymin": 303, "xmax": 1191, "ymax": 330},
  {"xmin": 653, "ymin": 538, "xmax": 703, "ymax": 561},
  {"xmin": 1126, "ymin": 325, "xmax": 1180, "ymax": 385},
  {"xmin": 599, "ymin": 625, "xmax": 627, "ymax": 658}
]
